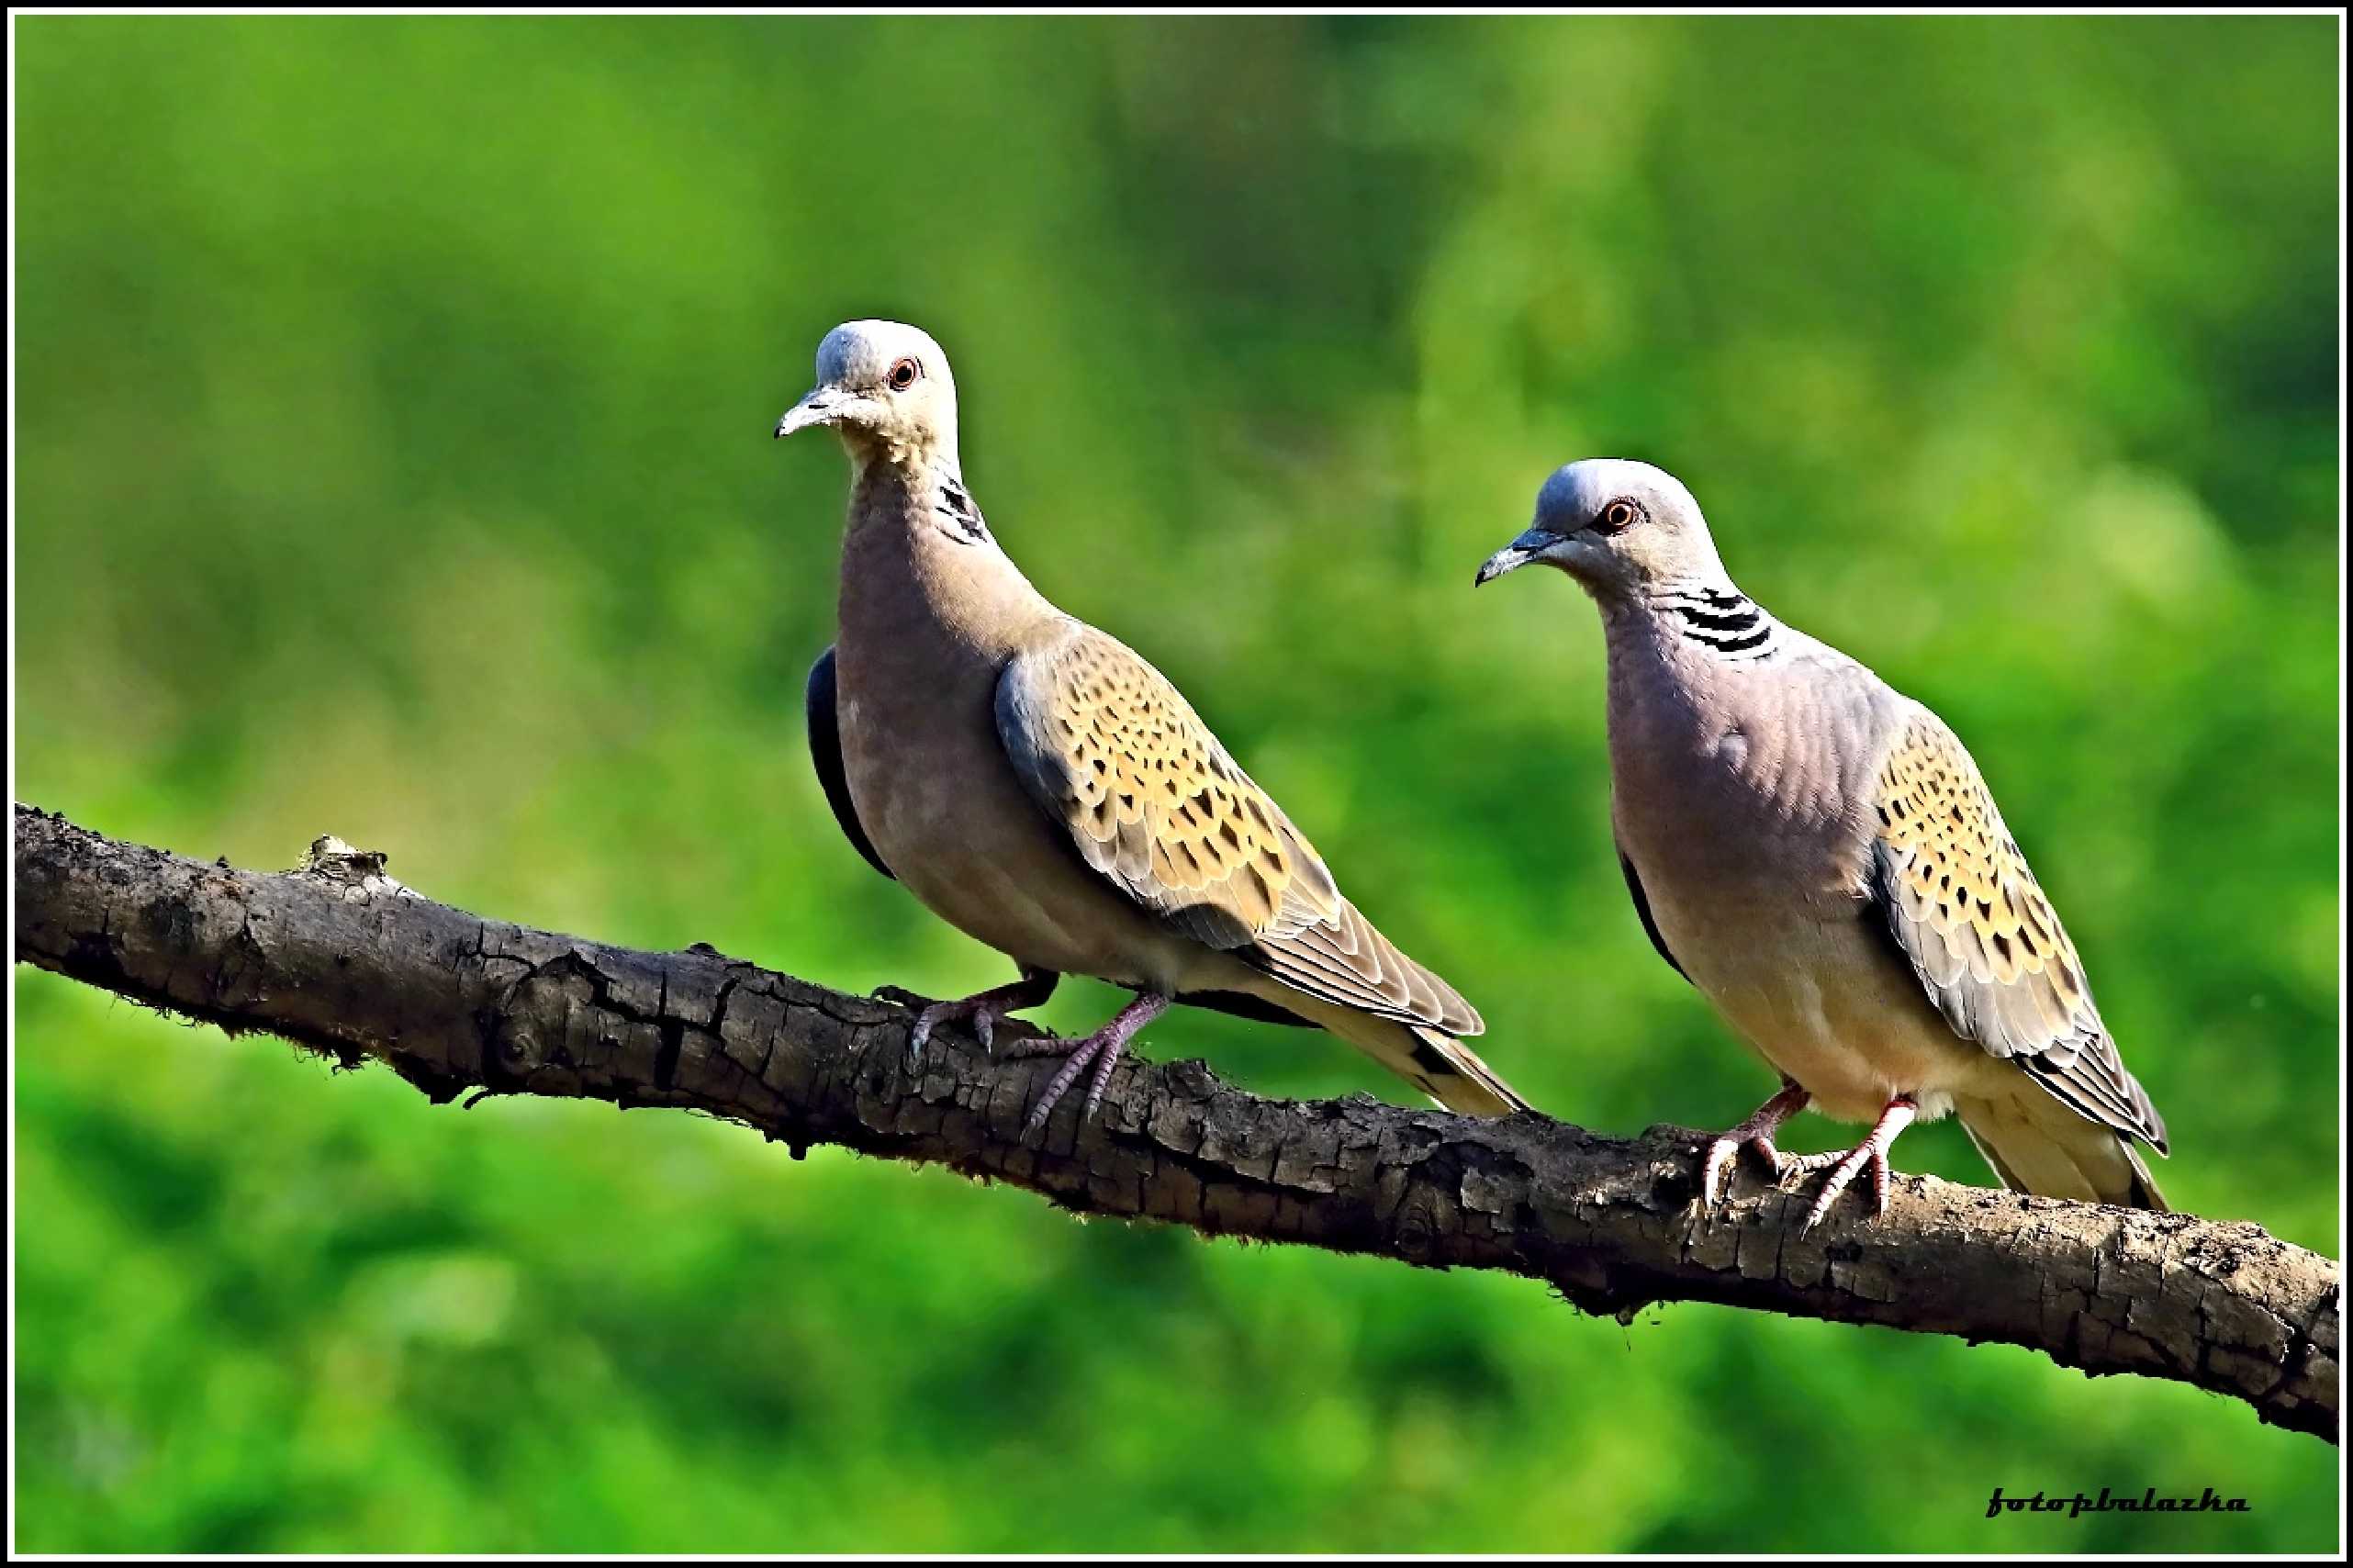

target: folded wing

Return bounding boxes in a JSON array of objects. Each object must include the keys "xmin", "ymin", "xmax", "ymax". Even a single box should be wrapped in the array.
[
  {"xmin": 993, "ymin": 621, "xmax": 1482, "ymax": 1037},
  {"xmin": 1866, "ymin": 709, "xmax": 2167, "ymax": 1152}
]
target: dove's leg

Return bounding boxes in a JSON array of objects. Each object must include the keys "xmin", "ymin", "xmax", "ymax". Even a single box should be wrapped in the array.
[
  {"xmin": 1791, "ymin": 1095, "xmax": 1919, "ymax": 1231},
  {"xmin": 1700, "ymin": 1078, "xmax": 1813, "ymax": 1207},
  {"xmin": 1007, "ymin": 991, "xmax": 1171, "ymax": 1137},
  {"xmin": 900, "ymin": 966, "xmax": 1059, "ymax": 1065}
]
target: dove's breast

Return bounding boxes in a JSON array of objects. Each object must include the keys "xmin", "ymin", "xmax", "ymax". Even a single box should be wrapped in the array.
[
  {"xmin": 829, "ymin": 489, "xmax": 1224, "ymax": 997},
  {"xmin": 1606, "ymin": 631, "xmax": 2005, "ymax": 1123}
]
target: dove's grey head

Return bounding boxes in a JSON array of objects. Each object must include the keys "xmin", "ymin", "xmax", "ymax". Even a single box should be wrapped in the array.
[
  {"xmin": 1475, "ymin": 458, "xmax": 1727, "ymax": 600},
  {"xmin": 775, "ymin": 319, "xmax": 959, "ymax": 469}
]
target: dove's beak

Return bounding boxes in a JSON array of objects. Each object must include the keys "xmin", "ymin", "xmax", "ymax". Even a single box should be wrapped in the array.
[
  {"xmin": 775, "ymin": 386, "xmax": 847, "ymax": 439},
  {"xmin": 1475, "ymin": 529, "xmax": 1564, "ymax": 586}
]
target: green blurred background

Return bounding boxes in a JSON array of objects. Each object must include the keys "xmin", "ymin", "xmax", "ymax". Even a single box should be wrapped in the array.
[{"xmin": 12, "ymin": 14, "xmax": 2341, "ymax": 1553}]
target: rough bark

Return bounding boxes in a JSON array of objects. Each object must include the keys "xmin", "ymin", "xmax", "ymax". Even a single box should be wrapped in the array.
[{"xmin": 11, "ymin": 802, "xmax": 2339, "ymax": 1443}]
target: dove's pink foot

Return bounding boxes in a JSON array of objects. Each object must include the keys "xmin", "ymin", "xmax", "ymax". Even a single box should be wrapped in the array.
[
  {"xmin": 1009, "ymin": 991, "xmax": 1171, "ymax": 1137},
  {"xmin": 1700, "ymin": 1080, "xmax": 1815, "ymax": 1207},
  {"xmin": 903, "ymin": 966, "xmax": 1059, "ymax": 1066},
  {"xmin": 1795, "ymin": 1096, "xmax": 1919, "ymax": 1231}
]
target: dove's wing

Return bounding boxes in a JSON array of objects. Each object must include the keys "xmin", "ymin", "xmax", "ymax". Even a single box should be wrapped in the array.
[
  {"xmin": 1866, "ymin": 708, "xmax": 2167, "ymax": 1153},
  {"xmin": 993, "ymin": 621, "xmax": 1484, "ymax": 1037},
  {"xmin": 1617, "ymin": 842, "xmax": 1689, "ymax": 983},
  {"xmin": 805, "ymin": 646, "xmax": 894, "ymax": 881}
]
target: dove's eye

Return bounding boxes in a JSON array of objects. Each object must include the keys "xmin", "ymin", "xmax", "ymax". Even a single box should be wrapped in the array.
[
  {"xmin": 888, "ymin": 358, "xmax": 921, "ymax": 390},
  {"xmin": 1597, "ymin": 498, "xmax": 1641, "ymax": 534}
]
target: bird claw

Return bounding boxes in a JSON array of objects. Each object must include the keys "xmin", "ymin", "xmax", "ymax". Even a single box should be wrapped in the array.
[
  {"xmin": 1700, "ymin": 1133, "xmax": 1787, "ymax": 1207},
  {"xmin": 903, "ymin": 995, "xmax": 1019, "ymax": 1067},
  {"xmin": 1696, "ymin": 1081, "xmax": 1812, "ymax": 1209},
  {"xmin": 1706, "ymin": 1138, "xmax": 1888, "ymax": 1230},
  {"xmin": 903, "ymin": 1002, "xmax": 988, "ymax": 1064},
  {"xmin": 1013, "ymin": 993, "xmax": 1170, "ymax": 1140},
  {"xmin": 1017, "ymin": 1032, "xmax": 1119, "ymax": 1138},
  {"xmin": 884, "ymin": 972, "xmax": 1059, "ymax": 1068},
  {"xmin": 1798, "ymin": 1143, "xmax": 1892, "ymax": 1232},
  {"xmin": 1793, "ymin": 1098, "xmax": 1918, "ymax": 1232}
]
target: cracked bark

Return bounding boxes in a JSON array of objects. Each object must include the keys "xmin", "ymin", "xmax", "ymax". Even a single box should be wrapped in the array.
[{"xmin": 11, "ymin": 802, "xmax": 2339, "ymax": 1443}]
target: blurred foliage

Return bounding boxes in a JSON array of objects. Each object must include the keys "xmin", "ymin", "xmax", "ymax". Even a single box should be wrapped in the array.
[{"xmin": 12, "ymin": 14, "xmax": 2340, "ymax": 1553}]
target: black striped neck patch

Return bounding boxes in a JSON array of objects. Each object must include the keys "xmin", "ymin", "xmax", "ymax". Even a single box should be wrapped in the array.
[
  {"xmin": 1652, "ymin": 581, "xmax": 1778, "ymax": 659},
  {"xmin": 930, "ymin": 467, "xmax": 992, "ymax": 545}
]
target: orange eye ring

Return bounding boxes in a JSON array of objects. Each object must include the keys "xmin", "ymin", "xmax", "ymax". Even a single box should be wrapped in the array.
[
  {"xmin": 887, "ymin": 357, "xmax": 921, "ymax": 390},
  {"xmin": 1597, "ymin": 498, "xmax": 1641, "ymax": 533}
]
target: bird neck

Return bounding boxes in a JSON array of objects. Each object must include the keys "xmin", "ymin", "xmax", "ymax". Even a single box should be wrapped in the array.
[
  {"xmin": 837, "ymin": 454, "xmax": 1056, "ymax": 665},
  {"xmin": 847, "ymin": 448, "xmax": 991, "ymax": 547},
  {"xmin": 1607, "ymin": 573, "xmax": 1783, "ymax": 665},
  {"xmin": 836, "ymin": 416, "xmax": 959, "ymax": 480}
]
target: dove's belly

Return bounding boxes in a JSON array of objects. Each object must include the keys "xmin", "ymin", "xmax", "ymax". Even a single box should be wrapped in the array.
[{"xmin": 1643, "ymin": 883, "xmax": 2010, "ymax": 1127}]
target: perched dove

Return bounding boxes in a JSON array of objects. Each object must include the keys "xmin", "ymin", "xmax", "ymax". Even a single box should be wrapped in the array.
[
  {"xmin": 778, "ymin": 320, "xmax": 1524, "ymax": 1133},
  {"xmin": 1476, "ymin": 459, "xmax": 2168, "ymax": 1224}
]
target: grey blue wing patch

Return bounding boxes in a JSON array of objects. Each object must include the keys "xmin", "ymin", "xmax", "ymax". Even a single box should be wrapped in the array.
[
  {"xmin": 805, "ymin": 646, "xmax": 894, "ymax": 880},
  {"xmin": 1618, "ymin": 846, "xmax": 1688, "ymax": 982}
]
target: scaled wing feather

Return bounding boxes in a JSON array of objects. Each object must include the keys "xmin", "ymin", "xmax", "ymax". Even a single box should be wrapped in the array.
[
  {"xmin": 1866, "ymin": 710, "xmax": 2166, "ymax": 1151},
  {"xmin": 994, "ymin": 622, "xmax": 1482, "ymax": 1036}
]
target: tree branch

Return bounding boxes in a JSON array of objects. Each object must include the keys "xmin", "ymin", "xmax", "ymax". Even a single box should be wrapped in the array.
[{"xmin": 11, "ymin": 802, "xmax": 2339, "ymax": 1443}]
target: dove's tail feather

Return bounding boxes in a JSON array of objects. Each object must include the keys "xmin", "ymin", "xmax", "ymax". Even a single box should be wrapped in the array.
[
  {"xmin": 1405, "ymin": 1024, "xmax": 1531, "ymax": 1117},
  {"xmin": 1326, "ymin": 1011, "xmax": 1529, "ymax": 1118},
  {"xmin": 1958, "ymin": 1092, "xmax": 2168, "ymax": 1211},
  {"xmin": 1214, "ymin": 941, "xmax": 1524, "ymax": 1111},
  {"xmin": 1217, "ymin": 970, "xmax": 1528, "ymax": 1117}
]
